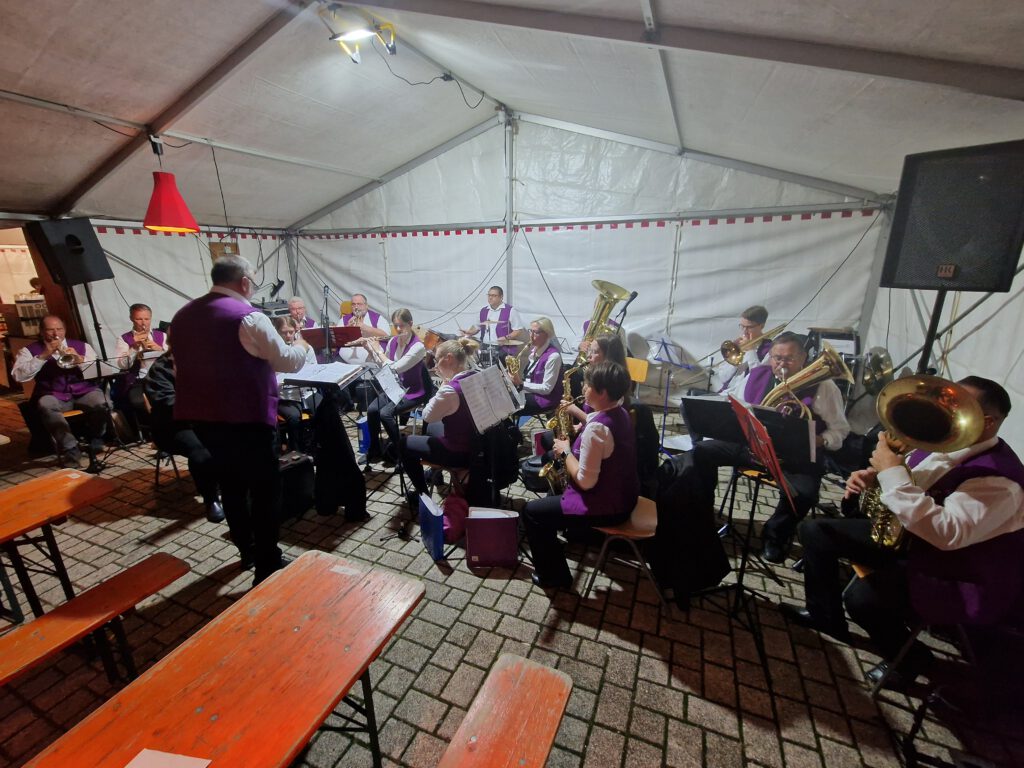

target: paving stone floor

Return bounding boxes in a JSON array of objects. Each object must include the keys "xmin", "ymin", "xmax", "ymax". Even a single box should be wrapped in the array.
[{"xmin": 1, "ymin": 393, "xmax": 1022, "ymax": 767}]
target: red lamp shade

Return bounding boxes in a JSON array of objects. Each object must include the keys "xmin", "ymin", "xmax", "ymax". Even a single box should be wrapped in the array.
[{"xmin": 143, "ymin": 171, "xmax": 199, "ymax": 233}]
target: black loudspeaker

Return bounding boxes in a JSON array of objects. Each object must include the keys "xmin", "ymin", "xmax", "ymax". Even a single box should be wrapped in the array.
[
  {"xmin": 881, "ymin": 139, "xmax": 1024, "ymax": 292},
  {"xmin": 24, "ymin": 218, "xmax": 114, "ymax": 286}
]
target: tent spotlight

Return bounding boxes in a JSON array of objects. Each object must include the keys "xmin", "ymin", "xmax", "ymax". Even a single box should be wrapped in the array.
[
  {"xmin": 142, "ymin": 136, "xmax": 199, "ymax": 234},
  {"xmin": 322, "ymin": 4, "xmax": 396, "ymax": 63}
]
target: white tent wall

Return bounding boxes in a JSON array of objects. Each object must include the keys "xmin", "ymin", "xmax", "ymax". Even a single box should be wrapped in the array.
[
  {"xmin": 71, "ymin": 228, "xmax": 283, "ymax": 356},
  {"xmin": 864, "ymin": 259, "xmax": 1024, "ymax": 451}
]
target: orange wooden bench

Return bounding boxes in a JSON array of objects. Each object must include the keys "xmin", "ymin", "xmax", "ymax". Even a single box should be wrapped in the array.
[
  {"xmin": 438, "ymin": 653, "xmax": 573, "ymax": 768},
  {"xmin": 0, "ymin": 552, "xmax": 189, "ymax": 685}
]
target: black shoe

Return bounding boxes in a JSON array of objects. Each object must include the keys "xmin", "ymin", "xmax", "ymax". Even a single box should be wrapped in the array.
[
  {"xmin": 778, "ymin": 603, "xmax": 851, "ymax": 642},
  {"xmin": 239, "ymin": 552, "xmax": 255, "ymax": 571},
  {"xmin": 252, "ymin": 555, "xmax": 293, "ymax": 588},
  {"xmin": 531, "ymin": 572, "xmax": 573, "ymax": 590},
  {"xmin": 761, "ymin": 540, "xmax": 788, "ymax": 564},
  {"xmin": 205, "ymin": 501, "xmax": 225, "ymax": 523},
  {"xmin": 865, "ymin": 646, "xmax": 934, "ymax": 689}
]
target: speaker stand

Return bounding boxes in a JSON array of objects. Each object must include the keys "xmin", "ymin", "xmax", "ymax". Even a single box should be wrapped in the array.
[{"xmin": 916, "ymin": 289, "xmax": 947, "ymax": 375}]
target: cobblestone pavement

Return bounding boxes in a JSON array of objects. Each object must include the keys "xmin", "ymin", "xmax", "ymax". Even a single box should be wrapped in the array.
[{"xmin": 1, "ymin": 394, "xmax": 1021, "ymax": 768}]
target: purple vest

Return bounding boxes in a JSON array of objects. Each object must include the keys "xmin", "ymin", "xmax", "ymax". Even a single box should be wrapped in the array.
[
  {"xmin": 26, "ymin": 339, "xmax": 97, "ymax": 402},
  {"xmin": 119, "ymin": 329, "xmax": 166, "ymax": 388},
  {"xmin": 171, "ymin": 292, "xmax": 279, "ymax": 427},
  {"xmin": 743, "ymin": 365, "xmax": 826, "ymax": 434},
  {"xmin": 906, "ymin": 439, "xmax": 1024, "ymax": 626},
  {"xmin": 526, "ymin": 345, "xmax": 564, "ymax": 411},
  {"xmin": 302, "ymin": 316, "xmax": 315, "ymax": 329},
  {"xmin": 342, "ymin": 310, "xmax": 381, "ymax": 329},
  {"xmin": 480, "ymin": 304, "xmax": 519, "ymax": 356},
  {"xmin": 387, "ymin": 334, "xmax": 428, "ymax": 401},
  {"xmin": 561, "ymin": 406, "xmax": 639, "ymax": 517},
  {"xmin": 756, "ymin": 338, "xmax": 772, "ymax": 361},
  {"xmin": 437, "ymin": 371, "xmax": 479, "ymax": 453}
]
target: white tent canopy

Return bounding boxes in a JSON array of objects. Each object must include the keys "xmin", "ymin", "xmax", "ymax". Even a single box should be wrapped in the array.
[{"xmin": 2, "ymin": 1, "xmax": 1023, "ymax": 442}]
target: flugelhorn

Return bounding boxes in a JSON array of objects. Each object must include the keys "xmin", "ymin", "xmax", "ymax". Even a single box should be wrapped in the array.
[
  {"xmin": 760, "ymin": 342, "xmax": 853, "ymax": 418},
  {"xmin": 861, "ymin": 375, "xmax": 984, "ymax": 548},
  {"xmin": 720, "ymin": 324, "xmax": 786, "ymax": 367}
]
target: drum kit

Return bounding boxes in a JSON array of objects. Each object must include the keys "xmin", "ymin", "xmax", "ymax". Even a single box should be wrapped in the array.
[{"xmin": 412, "ymin": 320, "xmax": 524, "ymax": 369}]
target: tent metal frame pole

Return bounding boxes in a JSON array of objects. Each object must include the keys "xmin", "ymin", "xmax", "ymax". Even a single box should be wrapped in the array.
[
  {"xmin": 288, "ymin": 115, "xmax": 502, "ymax": 231},
  {"xmin": 639, "ymin": 0, "xmax": 686, "ymax": 151},
  {"xmin": 363, "ymin": 0, "xmax": 1024, "ymax": 101},
  {"xmin": 504, "ymin": 112, "xmax": 516, "ymax": 302},
  {"xmin": 285, "ymin": 235, "xmax": 299, "ymax": 297}
]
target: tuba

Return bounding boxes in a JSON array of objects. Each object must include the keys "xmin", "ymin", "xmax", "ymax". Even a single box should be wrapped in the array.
[
  {"xmin": 538, "ymin": 363, "xmax": 586, "ymax": 493},
  {"xmin": 760, "ymin": 342, "xmax": 853, "ymax": 418},
  {"xmin": 861, "ymin": 375, "xmax": 984, "ymax": 548},
  {"xmin": 721, "ymin": 324, "xmax": 786, "ymax": 367},
  {"xmin": 576, "ymin": 280, "xmax": 632, "ymax": 364}
]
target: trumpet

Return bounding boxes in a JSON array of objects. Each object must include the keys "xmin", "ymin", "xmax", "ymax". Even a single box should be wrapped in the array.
[
  {"xmin": 720, "ymin": 324, "xmax": 786, "ymax": 367},
  {"xmin": 56, "ymin": 343, "xmax": 81, "ymax": 369},
  {"xmin": 347, "ymin": 313, "xmax": 363, "ymax": 327}
]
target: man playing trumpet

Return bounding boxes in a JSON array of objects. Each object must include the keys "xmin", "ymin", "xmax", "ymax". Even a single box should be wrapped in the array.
[
  {"xmin": 337, "ymin": 293, "xmax": 389, "ymax": 366},
  {"xmin": 112, "ymin": 303, "xmax": 168, "ymax": 420},
  {"xmin": 693, "ymin": 331, "xmax": 849, "ymax": 562}
]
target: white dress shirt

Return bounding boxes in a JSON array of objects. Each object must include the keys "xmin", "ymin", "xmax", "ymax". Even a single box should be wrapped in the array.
[
  {"xmin": 211, "ymin": 286, "xmax": 306, "ymax": 374},
  {"xmin": 423, "ymin": 370, "xmax": 474, "ymax": 423},
  {"xmin": 113, "ymin": 331, "xmax": 169, "ymax": 378},
  {"xmin": 574, "ymin": 406, "xmax": 620, "ymax": 490},
  {"xmin": 13, "ymin": 340, "xmax": 98, "ymax": 382},
  {"xmin": 338, "ymin": 312, "xmax": 390, "ymax": 365},
  {"xmin": 522, "ymin": 341, "xmax": 562, "ymax": 396},
  {"xmin": 476, "ymin": 303, "xmax": 525, "ymax": 344},
  {"xmin": 878, "ymin": 436, "xmax": 1024, "ymax": 551},
  {"xmin": 387, "ymin": 336, "xmax": 427, "ymax": 374}
]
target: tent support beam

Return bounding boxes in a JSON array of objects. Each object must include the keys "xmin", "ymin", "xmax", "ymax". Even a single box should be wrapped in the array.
[
  {"xmin": 639, "ymin": 0, "xmax": 686, "ymax": 151},
  {"xmin": 287, "ymin": 115, "xmax": 503, "ymax": 231},
  {"xmin": 363, "ymin": 0, "xmax": 1024, "ymax": 101},
  {"xmin": 50, "ymin": 0, "xmax": 313, "ymax": 216},
  {"xmin": 514, "ymin": 112, "xmax": 885, "ymax": 202},
  {"xmin": 505, "ymin": 112, "xmax": 516, "ymax": 302}
]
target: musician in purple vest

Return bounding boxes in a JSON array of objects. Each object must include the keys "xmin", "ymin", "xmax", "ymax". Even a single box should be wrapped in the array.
[
  {"xmin": 511, "ymin": 317, "xmax": 564, "ymax": 417},
  {"xmin": 399, "ymin": 338, "xmax": 480, "ymax": 507},
  {"xmin": 523, "ymin": 361, "xmax": 640, "ymax": 588},
  {"xmin": 459, "ymin": 285, "xmax": 525, "ymax": 358},
  {"xmin": 366, "ymin": 308, "xmax": 432, "ymax": 465},
  {"xmin": 337, "ymin": 293, "xmax": 390, "ymax": 412},
  {"xmin": 171, "ymin": 255, "xmax": 307, "ymax": 586},
  {"xmin": 12, "ymin": 315, "xmax": 108, "ymax": 468},
  {"xmin": 694, "ymin": 331, "xmax": 849, "ymax": 563},
  {"xmin": 287, "ymin": 297, "xmax": 317, "ymax": 330},
  {"xmin": 711, "ymin": 304, "xmax": 773, "ymax": 392},
  {"xmin": 781, "ymin": 376, "xmax": 1024, "ymax": 689},
  {"xmin": 112, "ymin": 303, "xmax": 168, "ymax": 428}
]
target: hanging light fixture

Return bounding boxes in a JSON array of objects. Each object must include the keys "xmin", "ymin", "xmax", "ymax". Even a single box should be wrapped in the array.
[
  {"xmin": 321, "ymin": 4, "xmax": 396, "ymax": 63},
  {"xmin": 143, "ymin": 135, "xmax": 199, "ymax": 233}
]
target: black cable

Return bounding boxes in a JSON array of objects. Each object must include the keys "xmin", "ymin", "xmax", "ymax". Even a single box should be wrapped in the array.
[
  {"xmin": 453, "ymin": 79, "xmax": 485, "ymax": 110},
  {"xmin": 418, "ymin": 229, "xmax": 516, "ymax": 327},
  {"xmin": 519, "ymin": 228, "xmax": 573, "ymax": 329},
  {"xmin": 110, "ymin": 277, "xmax": 132, "ymax": 310},
  {"xmin": 372, "ymin": 40, "xmax": 443, "ymax": 86},
  {"xmin": 92, "ymin": 120, "xmax": 137, "ymax": 138},
  {"xmin": 210, "ymin": 145, "xmax": 231, "ymax": 228},
  {"xmin": 162, "ymin": 138, "xmax": 193, "ymax": 149}
]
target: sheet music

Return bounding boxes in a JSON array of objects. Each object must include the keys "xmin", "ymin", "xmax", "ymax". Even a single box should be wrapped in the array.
[
  {"xmin": 141, "ymin": 350, "xmax": 164, "ymax": 361},
  {"xmin": 374, "ymin": 365, "xmax": 406, "ymax": 405},
  {"xmin": 80, "ymin": 360, "xmax": 122, "ymax": 380},
  {"xmin": 283, "ymin": 361, "xmax": 362, "ymax": 388},
  {"xmin": 460, "ymin": 365, "xmax": 518, "ymax": 432}
]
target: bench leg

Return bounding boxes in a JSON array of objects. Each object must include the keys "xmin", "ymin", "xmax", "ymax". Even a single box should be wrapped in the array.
[
  {"xmin": 109, "ymin": 617, "xmax": 138, "ymax": 680},
  {"xmin": 0, "ymin": 557, "xmax": 25, "ymax": 624},
  {"xmin": 361, "ymin": 669, "xmax": 382, "ymax": 768},
  {"xmin": 91, "ymin": 628, "xmax": 121, "ymax": 683},
  {"xmin": 41, "ymin": 524, "xmax": 76, "ymax": 602},
  {"xmin": 3, "ymin": 542, "xmax": 45, "ymax": 619}
]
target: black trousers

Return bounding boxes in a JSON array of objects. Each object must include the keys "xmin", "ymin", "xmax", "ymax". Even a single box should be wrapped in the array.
[
  {"xmin": 798, "ymin": 517, "xmax": 911, "ymax": 658},
  {"xmin": 692, "ymin": 439, "xmax": 823, "ymax": 546},
  {"xmin": 522, "ymin": 495, "xmax": 630, "ymax": 583},
  {"xmin": 399, "ymin": 422, "xmax": 473, "ymax": 495},
  {"xmin": 277, "ymin": 401, "xmax": 306, "ymax": 452},
  {"xmin": 367, "ymin": 393, "xmax": 427, "ymax": 459},
  {"xmin": 194, "ymin": 422, "xmax": 282, "ymax": 580},
  {"xmin": 521, "ymin": 393, "xmax": 554, "ymax": 417},
  {"xmin": 151, "ymin": 418, "xmax": 218, "ymax": 505}
]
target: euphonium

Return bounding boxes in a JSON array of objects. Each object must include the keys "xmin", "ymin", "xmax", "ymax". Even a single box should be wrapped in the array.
[
  {"xmin": 760, "ymin": 342, "xmax": 853, "ymax": 418},
  {"xmin": 538, "ymin": 363, "xmax": 587, "ymax": 494},
  {"xmin": 861, "ymin": 375, "xmax": 984, "ymax": 548},
  {"xmin": 720, "ymin": 324, "xmax": 786, "ymax": 366},
  {"xmin": 576, "ymin": 280, "xmax": 632, "ymax": 364}
]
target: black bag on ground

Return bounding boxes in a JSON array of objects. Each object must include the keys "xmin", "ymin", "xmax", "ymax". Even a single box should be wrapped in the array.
[
  {"xmin": 279, "ymin": 451, "xmax": 314, "ymax": 520},
  {"xmin": 519, "ymin": 455, "xmax": 550, "ymax": 493},
  {"xmin": 651, "ymin": 451, "xmax": 731, "ymax": 600}
]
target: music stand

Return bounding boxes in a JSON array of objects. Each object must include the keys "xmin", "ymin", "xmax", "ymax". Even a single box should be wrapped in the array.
[{"xmin": 651, "ymin": 337, "xmax": 697, "ymax": 454}]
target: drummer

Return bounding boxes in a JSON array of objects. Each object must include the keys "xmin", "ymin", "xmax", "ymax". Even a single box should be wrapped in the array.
[{"xmin": 459, "ymin": 285, "xmax": 526, "ymax": 359}]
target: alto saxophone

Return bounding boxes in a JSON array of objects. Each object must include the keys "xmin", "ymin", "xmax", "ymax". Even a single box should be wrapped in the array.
[
  {"xmin": 504, "ymin": 355, "xmax": 520, "ymax": 377},
  {"xmin": 537, "ymin": 364, "xmax": 586, "ymax": 494}
]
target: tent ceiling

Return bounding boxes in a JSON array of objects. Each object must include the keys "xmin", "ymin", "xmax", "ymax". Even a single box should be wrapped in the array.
[{"xmin": 0, "ymin": 0, "xmax": 1022, "ymax": 226}]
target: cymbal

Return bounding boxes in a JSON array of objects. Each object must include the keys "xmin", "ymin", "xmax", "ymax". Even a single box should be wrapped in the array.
[
  {"xmin": 478, "ymin": 319, "xmax": 500, "ymax": 325},
  {"xmin": 501, "ymin": 339, "xmax": 526, "ymax": 346}
]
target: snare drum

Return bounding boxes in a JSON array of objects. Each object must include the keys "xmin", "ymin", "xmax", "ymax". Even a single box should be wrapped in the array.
[{"xmin": 477, "ymin": 343, "xmax": 502, "ymax": 368}]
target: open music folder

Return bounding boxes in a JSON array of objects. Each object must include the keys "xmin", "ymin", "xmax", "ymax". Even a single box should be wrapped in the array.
[
  {"xmin": 680, "ymin": 395, "xmax": 816, "ymax": 465},
  {"xmin": 282, "ymin": 361, "xmax": 363, "ymax": 389},
  {"xmin": 460, "ymin": 365, "xmax": 520, "ymax": 433}
]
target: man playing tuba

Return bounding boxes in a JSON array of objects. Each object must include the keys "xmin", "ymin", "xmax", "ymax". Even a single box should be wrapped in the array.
[{"xmin": 692, "ymin": 331, "xmax": 850, "ymax": 563}]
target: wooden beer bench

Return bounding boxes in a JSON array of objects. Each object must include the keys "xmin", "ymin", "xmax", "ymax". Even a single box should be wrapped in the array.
[
  {"xmin": 23, "ymin": 551, "xmax": 424, "ymax": 768},
  {"xmin": 0, "ymin": 553, "xmax": 190, "ymax": 685},
  {"xmin": 438, "ymin": 653, "xmax": 573, "ymax": 768}
]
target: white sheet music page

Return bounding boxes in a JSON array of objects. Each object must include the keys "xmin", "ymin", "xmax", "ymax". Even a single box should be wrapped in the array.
[
  {"xmin": 374, "ymin": 365, "xmax": 406, "ymax": 405},
  {"xmin": 460, "ymin": 365, "xmax": 516, "ymax": 432},
  {"xmin": 283, "ymin": 362, "xmax": 362, "ymax": 387}
]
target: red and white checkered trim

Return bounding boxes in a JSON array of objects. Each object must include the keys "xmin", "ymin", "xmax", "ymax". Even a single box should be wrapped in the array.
[{"xmin": 94, "ymin": 227, "xmax": 279, "ymax": 240}]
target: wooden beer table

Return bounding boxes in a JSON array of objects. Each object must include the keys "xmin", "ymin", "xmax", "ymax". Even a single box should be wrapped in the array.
[
  {"xmin": 24, "ymin": 550, "xmax": 425, "ymax": 768},
  {"xmin": 0, "ymin": 468, "xmax": 117, "ymax": 621}
]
